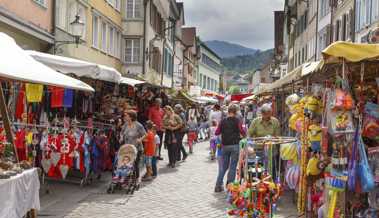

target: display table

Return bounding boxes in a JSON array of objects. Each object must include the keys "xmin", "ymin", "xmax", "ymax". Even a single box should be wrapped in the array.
[{"xmin": 0, "ymin": 168, "xmax": 40, "ymax": 218}]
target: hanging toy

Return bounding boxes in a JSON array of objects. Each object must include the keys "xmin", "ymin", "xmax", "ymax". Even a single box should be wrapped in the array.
[
  {"xmin": 286, "ymin": 165, "xmax": 300, "ymax": 190},
  {"xmin": 59, "ymin": 136, "xmax": 70, "ymax": 179},
  {"xmin": 326, "ymin": 175, "xmax": 346, "ymax": 218}
]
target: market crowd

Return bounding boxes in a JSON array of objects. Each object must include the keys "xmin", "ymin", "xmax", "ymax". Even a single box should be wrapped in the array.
[{"xmin": 117, "ymin": 97, "xmax": 215, "ymax": 182}]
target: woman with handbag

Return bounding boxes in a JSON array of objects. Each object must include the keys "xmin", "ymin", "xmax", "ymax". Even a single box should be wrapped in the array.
[
  {"xmin": 163, "ymin": 106, "xmax": 183, "ymax": 168},
  {"xmin": 120, "ymin": 110, "xmax": 146, "ymax": 183}
]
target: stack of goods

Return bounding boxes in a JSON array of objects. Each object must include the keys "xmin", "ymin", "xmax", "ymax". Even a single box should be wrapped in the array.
[
  {"xmin": 282, "ymin": 73, "xmax": 379, "ymax": 217},
  {"xmin": 226, "ymin": 174, "xmax": 282, "ymax": 218}
]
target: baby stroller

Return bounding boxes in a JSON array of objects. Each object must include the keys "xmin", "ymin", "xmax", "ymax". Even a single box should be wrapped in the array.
[{"xmin": 107, "ymin": 144, "xmax": 139, "ymax": 194}]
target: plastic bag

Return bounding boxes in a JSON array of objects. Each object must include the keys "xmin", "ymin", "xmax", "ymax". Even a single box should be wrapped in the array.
[
  {"xmin": 358, "ymin": 136, "xmax": 375, "ymax": 192},
  {"xmin": 280, "ymin": 143, "xmax": 297, "ymax": 161},
  {"xmin": 348, "ymin": 128, "xmax": 359, "ymax": 191},
  {"xmin": 330, "ymin": 89, "xmax": 354, "ymax": 111}
]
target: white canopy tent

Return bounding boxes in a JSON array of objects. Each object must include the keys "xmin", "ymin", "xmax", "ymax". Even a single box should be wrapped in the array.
[
  {"xmin": 0, "ymin": 32, "xmax": 95, "ymax": 161},
  {"xmin": 0, "ymin": 33, "xmax": 94, "ymax": 92},
  {"xmin": 195, "ymin": 96, "xmax": 218, "ymax": 104},
  {"xmin": 120, "ymin": 77, "xmax": 145, "ymax": 87},
  {"xmin": 27, "ymin": 50, "xmax": 122, "ymax": 83}
]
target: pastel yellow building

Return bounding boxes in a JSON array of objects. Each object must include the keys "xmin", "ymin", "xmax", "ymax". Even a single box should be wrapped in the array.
[{"xmin": 55, "ymin": 0, "xmax": 123, "ymax": 72}]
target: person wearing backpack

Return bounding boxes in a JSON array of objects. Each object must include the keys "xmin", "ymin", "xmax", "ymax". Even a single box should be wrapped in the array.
[{"xmin": 214, "ymin": 104, "xmax": 246, "ymax": 192}]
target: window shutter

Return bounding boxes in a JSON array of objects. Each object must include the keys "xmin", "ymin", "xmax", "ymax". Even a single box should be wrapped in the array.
[{"xmin": 342, "ymin": 14, "xmax": 347, "ymax": 41}]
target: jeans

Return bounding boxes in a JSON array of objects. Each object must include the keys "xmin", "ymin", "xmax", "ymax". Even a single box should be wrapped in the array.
[
  {"xmin": 216, "ymin": 144, "xmax": 240, "ymax": 187},
  {"xmin": 152, "ymin": 156, "xmax": 157, "ymax": 176}
]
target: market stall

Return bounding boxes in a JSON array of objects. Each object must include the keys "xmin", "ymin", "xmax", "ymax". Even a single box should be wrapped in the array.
[
  {"xmin": 275, "ymin": 42, "xmax": 379, "ymax": 218},
  {"xmin": 0, "ymin": 32, "xmax": 94, "ymax": 218},
  {"xmin": 24, "ymin": 50, "xmax": 149, "ymax": 188}
]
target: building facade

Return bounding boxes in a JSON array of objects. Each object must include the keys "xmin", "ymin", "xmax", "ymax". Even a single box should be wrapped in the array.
[
  {"xmin": 355, "ymin": 0, "xmax": 379, "ymax": 43},
  {"xmin": 55, "ymin": 0, "xmax": 123, "ymax": 71},
  {"xmin": 197, "ymin": 41, "xmax": 221, "ymax": 93},
  {"xmin": 122, "ymin": 0, "xmax": 182, "ymax": 87},
  {"xmin": 182, "ymin": 27, "xmax": 198, "ymax": 91},
  {"xmin": 279, "ymin": 0, "xmax": 379, "ymax": 79},
  {"xmin": 0, "ymin": 0, "xmax": 54, "ymax": 51}
]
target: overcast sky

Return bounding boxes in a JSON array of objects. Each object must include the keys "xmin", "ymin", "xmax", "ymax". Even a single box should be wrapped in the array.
[{"xmin": 179, "ymin": 0, "xmax": 284, "ymax": 50}]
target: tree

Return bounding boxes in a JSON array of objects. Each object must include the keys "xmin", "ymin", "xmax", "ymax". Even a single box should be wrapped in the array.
[{"xmin": 229, "ymin": 86, "xmax": 241, "ymax": 94}]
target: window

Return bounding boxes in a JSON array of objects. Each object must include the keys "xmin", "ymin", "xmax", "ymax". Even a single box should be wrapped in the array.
[
  {"xmin": 163, "ymin": 48, "xmax": 173, "ymax": 75},
  {"xmin": 150, "ymin": 3, "xmax": 163, "ymax": 35},
  {"xmin": 372, "ymin": 0, "xmax": 379, "ymax": 22},
  {"xmin": 201, "ymin": 54, "xmax": 221, "ymax": 72},
  {"xmin": 92, "ymin": 16, "xmax": 99, "ymax": 48},
  {"xmin": 125, "ymin": 39, "xmax": 141, "ymax": 64},
  {"xmin": 56, "ymin": 0, "xmax": 67, "ymax": 29},
  {"xmin": 115, "ymin": 0, "xmax": 121, "ymax": 11},
  {"xmin": 109, "ymin": 26, "xmax": 114, "ymax": 54},
  {"xmin": 115, "ymin": 31, "xmax": 120, "ymax": 58},
  {"xmin": 33, "ymin": 0, "xmax": 46, "ymax": 7},
  {"xmin": 167, "ymin": 20, "xmax": 175, "ymax": 44},
  {"xmin": 320, "ymin": 0, "xmax": 330, "ymax": 18},
  {"xmin": 101, "ymin": 22, "xmax": 107, "ymax": 51},
  {"xmin": 127, "ymin": 0, "xmax": 142, "ymax": 18}
]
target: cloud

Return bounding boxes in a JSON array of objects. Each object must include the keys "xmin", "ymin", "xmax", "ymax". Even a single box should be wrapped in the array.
[{"xmin": 179, "ymin": 0, "xmax": 283, "ymax": 50}]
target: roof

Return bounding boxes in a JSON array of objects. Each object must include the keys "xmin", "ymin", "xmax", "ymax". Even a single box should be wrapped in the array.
[
  {"xmin": 199, "ymin": 40, "xmax": 222, "ymax": 61},
  {"xmin": 182, "ymin": 27, "xmax": 196, "ymax": 47}
]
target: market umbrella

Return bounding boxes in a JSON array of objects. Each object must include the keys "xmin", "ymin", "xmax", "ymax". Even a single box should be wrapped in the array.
[
  {"xmin": 120, "ymin": 77, "xmax": 146, "ymax": 87},
  {"xmin": 322, "ymin": 41, "xmax": 379, "ymax": 63},
  {"xmin": 0, "ymin": 32, "xmax": 94, "ymax": 161}
]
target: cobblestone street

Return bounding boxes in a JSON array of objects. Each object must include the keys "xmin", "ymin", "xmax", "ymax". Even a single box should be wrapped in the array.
[{"xmin": 41, "ymin": 141, "xmax": 297, "ymax": 218}]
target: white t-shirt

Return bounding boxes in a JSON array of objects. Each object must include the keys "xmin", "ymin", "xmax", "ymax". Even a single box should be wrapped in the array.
[{"xmin": 210, "ymin": 110, "xmax": 222, "ymax": 123}]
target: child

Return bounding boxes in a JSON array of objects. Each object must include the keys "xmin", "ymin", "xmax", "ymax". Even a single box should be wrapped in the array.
[
  {"xmin": 114, "ymin": 156, "xmax": 133, "ymax": 183},
  {"xmin": 187, "ymin": 116, "xmax": 198, "ymax": 154},
  {"xmin": 209, "ymin": 120, "xmax": 218, "ymax": 160},
  {"xmin": 152, "ymin": 125, "xmax": 160, "ymax": 178},
  {"xmin": 142, "ymin": 121, "xmax": 156, "ymax": 181}
]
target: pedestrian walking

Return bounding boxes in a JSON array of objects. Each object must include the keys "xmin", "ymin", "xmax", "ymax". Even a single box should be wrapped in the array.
[
  {"xmin": 148, "ymin": 98, "xmax": 164, "ymax": 160},
  {"xmin": 142, "ymin": 121, "xmax": 155, "ymax": 181},
  {"xmin": 163, "ymin": 106, "xmax": 183, "ymax": 168},
  {"xmin": 187, "ymin": 116, "xmax": 198, "ymax": 154},
  {"xmin": 209, "ymin": 120, "xmax": 218, "ymax": 160},
  {"xmin": 209, "ymin": 104, "xmax": 222, "ymax": 124},
  {"xmin": 120, "ymin": 110, "xmax": 146, "ymax": 183},
  {"xmin": 174, "ymin": 104, "xmax": 188, "ymax": 161},
  {"xmin": 152, "ymin": 127, "xmax": 160, "ymax": 178},
  {"xmin": 214, "ymin": 104, "xmax": 246, "ymax": 192}
]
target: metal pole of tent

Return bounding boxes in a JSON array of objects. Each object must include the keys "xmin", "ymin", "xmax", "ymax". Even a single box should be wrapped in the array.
[{"xmin": 0, "ymin": 82, "xmax": 18, "ymax": 162}]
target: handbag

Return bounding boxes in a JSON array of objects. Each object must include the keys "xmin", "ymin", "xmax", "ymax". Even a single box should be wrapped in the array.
[{"xmin": 358, "ymin": 133, "xmax": 375, "ymax": 192}]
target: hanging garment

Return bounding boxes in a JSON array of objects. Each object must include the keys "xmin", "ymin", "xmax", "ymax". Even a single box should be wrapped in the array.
[
  {"xmin": 15, "ymin": 129, "xmax": 27, "ymax": 161},
  {"xmin": 15, "ymin": 86, "xmax": 25, "ymax": 120},
  {"xmin": 63, "ymin": 89, "xmax": 74, "ymax": 108},
  {"xmin": 50, "ymin": 87, "xmax": 64, "ymax": 108},
  {"xmin": 25, "ymin": 83, "xmax": 43, "ymax": 103}
]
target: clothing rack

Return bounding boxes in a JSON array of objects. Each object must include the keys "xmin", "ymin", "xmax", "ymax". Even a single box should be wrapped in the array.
[{"xmin": 0, "ymin": 121, "xmax": 113, "ymax": 131}]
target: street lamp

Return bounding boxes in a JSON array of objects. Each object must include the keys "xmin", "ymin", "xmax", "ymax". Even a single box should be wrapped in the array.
[
  {"xmin": 54, "ymin": 14, "xmax": 85, "ymax": 54},
  {"xmin": 70, "ymin": 15, "xmax": 85, "ymax": 45}
]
